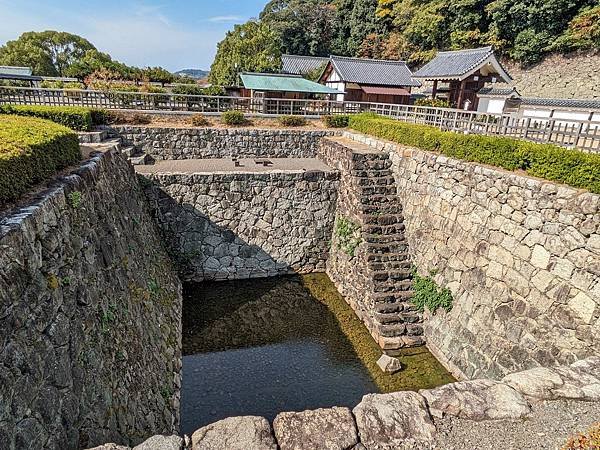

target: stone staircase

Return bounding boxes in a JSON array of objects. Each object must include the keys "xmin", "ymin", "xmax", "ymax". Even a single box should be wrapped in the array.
[
  {"xmin": 318, "ymin": 137, "xmax": 423, "ymax": 351},
  {"xmin": 78, "ymin": 130, "xmax": 150, "ymax": 165}
]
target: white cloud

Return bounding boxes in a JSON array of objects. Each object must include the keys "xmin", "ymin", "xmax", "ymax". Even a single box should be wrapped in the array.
[{"xmin": 208, "ymin": 15, "xmax": 245, "ymax": 23}]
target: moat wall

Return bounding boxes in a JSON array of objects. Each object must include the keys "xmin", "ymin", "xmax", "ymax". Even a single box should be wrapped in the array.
[
  {"xmin": 0, "ymin": 148, "xmax": 182, "ymax": 449},
  {"xmin": 343, "ymin": 132, "xmax": 600, "ymax": 380},
  {"xmin": 109, "ymin": 126, "xmax": 337, "ymax": 160},
  {"xmin": 142, "ymin": 170, "xmax": 339, "ymax": 281}
]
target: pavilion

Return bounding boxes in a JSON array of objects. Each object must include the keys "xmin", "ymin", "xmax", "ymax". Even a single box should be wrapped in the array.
[{"xmin": 413, "ymin": 46, "xmax": 512, "ymax": 111}]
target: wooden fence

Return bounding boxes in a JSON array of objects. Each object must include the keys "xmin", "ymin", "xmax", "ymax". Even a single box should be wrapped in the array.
[{"xmin": 1, "ymin": 86, "xmax": 599, "ymax": 152}]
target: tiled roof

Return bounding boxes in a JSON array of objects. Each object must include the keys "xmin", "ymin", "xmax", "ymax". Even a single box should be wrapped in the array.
[
  {"xmin": 520, "ymin": 97, "xmax": 600, "ymax": 111},
  {"xmin": 240, "ymin": 72, "xmax": 342, "ymax": 94},
  {"xmin": 413, "ymin": 46, "xmax": 511, "ymax": 82},
  {"xmin": 281, "ymin": 55, "xmax": 329, "ymax": 75},
  {"xmin": 478, "ymin": 87, "xmax": 520, "ymax": 97},
  {"xmin": 0, "ymin": 65, "xmax": 32, "ymax": 76},
  {"xmin": 330, "ymin": 55, "xmax": 421, "ymax": 87}
]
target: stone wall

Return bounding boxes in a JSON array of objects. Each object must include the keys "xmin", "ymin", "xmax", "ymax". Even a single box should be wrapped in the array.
[
  {"xmin": 502, "ymin": 51, "xmax": 600, "ymax": 99},
  {"xmin": 0, "ymin": 148, "xmax": 182, "ymax": 449},
  {"xmin": 343, "ymin": 132, "xmax": 600, "ymax": 380},
  {"xmin": 142, "ymin": 170, "xmax": 339, "ymax": 281},
  {"xmin": 108, "ymin": 126, "xmax": 337, "ymax": 161}
]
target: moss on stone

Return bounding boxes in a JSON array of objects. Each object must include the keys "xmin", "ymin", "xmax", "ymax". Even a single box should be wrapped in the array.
[
  {"xmin": 46, "ymin": 273, "xmax": 59, "ymax": 290},
  {"xmin": 300, "ymin": 273, "xmax": 455, "ymax": 392}
]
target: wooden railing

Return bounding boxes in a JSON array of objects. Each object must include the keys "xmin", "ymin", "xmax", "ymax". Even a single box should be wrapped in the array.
[{"xmin": 1, "ymin": 86, "xmax": 599, "ymax": 152}]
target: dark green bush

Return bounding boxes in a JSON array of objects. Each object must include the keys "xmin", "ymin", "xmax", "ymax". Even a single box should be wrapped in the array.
[
  {"xmin": 349, "ymin": 114, "xmax": 600, "ymax": 194},
  {"xmin": 222, "ymin": 110, "xmax": 248, "ymax": 126},
  {"xmin": 0, "ymin": 105, "xmax": 104, "ymax": 131},
  {"xmin": 279, "ymin": 115, "xmax": 307, "ymax": 127},
  {"xmin": 323, "ymin": 115, "xmax": 350, "ymax": 128},
  {"xmin": 0, "ymin": 115, "xmax": 81, "ymax": 206}
]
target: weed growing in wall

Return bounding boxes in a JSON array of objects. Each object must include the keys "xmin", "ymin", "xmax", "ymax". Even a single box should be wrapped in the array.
[
  {"xmin": 335, "ymin": 216, "xmax": 362, "ymax": 257},
  {"xmin": 68, "ymin": 191, "xmax": 82, "ymax": 209},
  {"xmin": 411, "ymin": 268, "xmax": 453, "ymax": 314}
]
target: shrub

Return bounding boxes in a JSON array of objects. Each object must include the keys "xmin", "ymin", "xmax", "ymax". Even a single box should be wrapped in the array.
[
  {"xmin": 411, "ymin": 269, "xmax": 453, "ymax": 314},
  {"xmin": 335, "ymin": 216, "xmax": 362, "ymax": 257},
  {"xmin": 0, "ymin": 105, "xmax": 95, "ymax": 131},
  {"xmin": 279, "ymin": 115, "xmax": 307, "ymax": 127},
  {"xmin": 0, "ymin": 115, "xmax": 81, "ymax": 206},
  {"xmin": 348, "ymin": 114, "xmax": 600, "ymax": 194},
  {"xmin": 172, "ymin": 84, "xmax": 204, "ymax": 96},
  {"xmin": 563, "ymin": 422, "xmax": 600, "ymax": 449},
  {"xmin": 190, "ymin": 114, "xmax": 210, "ymax": 127},
  {"xmin": 323, "ymin": 115, "xmax": 350, "ymax": 128},
  {"xmin": 222, "ymin": 110, "xmax": 248, "ymax": 126},
  {"xmin": 414, "ymin": 98, "xmax": 452, "ymax": 108}
]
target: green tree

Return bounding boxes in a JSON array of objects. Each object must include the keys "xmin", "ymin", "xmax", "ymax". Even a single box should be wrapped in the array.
[
  {"xmin": 209, "ymin": 21, "xmax": 282, "ymax": 86},
  {"xmin": 141, "ymin": 66, "xmax": 175, "ymax": 85},
  {"xmin": 0, "ymin": 31, "xmax": 95, "ymax": 76}
]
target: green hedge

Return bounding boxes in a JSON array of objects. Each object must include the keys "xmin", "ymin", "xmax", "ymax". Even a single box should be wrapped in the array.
[
  {"xmin": 0, "ymin": 105, "xmax": 107, "ymax": 131},
  {"xmin": 0, "ymin": 115, "xmax": 81, "ymax": 205},
  {"xmin": 349, "ymin": 114, "xmax": 600, "ymax": 194}
]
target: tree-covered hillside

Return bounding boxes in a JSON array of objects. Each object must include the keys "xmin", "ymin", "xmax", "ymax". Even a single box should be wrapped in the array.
[{"xmin": 209, "ymin": 0, "xmax": 600, "ymax": 85}]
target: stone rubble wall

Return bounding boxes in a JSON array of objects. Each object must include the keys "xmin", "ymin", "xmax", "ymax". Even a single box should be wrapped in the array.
[
  {"xmin": 142, "ymin": 171, "xmax": 339, "ymax": 281},
  {"xmin": 502, "ymin": 51, "xmax": 600, "ymax": 99},
  {"xmin": 107, "ymin": 126, "xmax": 337, "ymax": 161},
  {"xmin": 0, "ymin": 148, "xmax": 183, "ymax": 449},
  {"xmin": 90, "ymin": 356, "xmax": 600, "ymax": 450},
  {"xmin": 342, "ymin": 131, "xmax": 600, "ymax": 380}
]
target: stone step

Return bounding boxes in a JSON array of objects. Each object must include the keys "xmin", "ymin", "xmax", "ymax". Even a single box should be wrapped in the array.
[
  {"xmin": 352, "ymin": 160, "xmax": 392, "ymax": 171},
  {"xmin": 364, "ymin": 224, "xmax": 406, "ymax": 235},
  {"xmin": 372, "ymin": 291, "xmax": 414, "ymax": 304},
  {"xmin": 355, "ymin": 176, "xmax": 396, "ymax": 187},
  {"xmin": 374, "ymin": 302, "xmax": 405, "ymax": 314},
  {"xmin": 372, "ymin": 269, "xmax": 412, "ymax": 283},
  {"xmin": 358, "ymin": 186, "xmax": 398, "ymax": 196},
  {"xmin": 366, "ymin": 242, "xmax": 409, "ymax": 254},
  {"xmin": 121, "ymin": 146, "xmax": 138, "ymax": 158},
  {"xmin": 372, "ymin": 280, "xmax": 413, "ymax": 293},
  {"xmin": 361, "ymin": 205, "xmax": 403, "ymax": 216},
  {"xmin": 368, "ymin": 260, "xmax": 412, "ymax": 272},
  {"xmin": 351, "ymin": 169, "xmax": 393, "ymax": 178},
  {"xmin": 363, "ymin": 233, "xmax": 407, "ymax": 244},
  {"xmin": 374, "ymin": 312, "xmax": 405, "ymax": 325},
  {"xmin": 366, "ymin": 252, "xmax": 411, "ymax": 263},
  {"xmin": 361, "ymin": 214, "xmax": 404, "ymax": 226},
  {"xmin": 377, "ymin": 323, "xmax": 407, "ymax": 337},
  {"xmin": 78, "ymin": 130, "xmax": 108, "ymax": 144},
  {"xmin": 359, "ymin": 195, "xmax": 401, "ymax": 206},
  {"xmin": 129, "ymin": 154, "xmax": 150, "ymax": 165}
]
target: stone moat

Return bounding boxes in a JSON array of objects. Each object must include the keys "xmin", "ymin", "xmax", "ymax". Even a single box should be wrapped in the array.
[{"xmin": 181, "ymin": 274, "xmax": 454, "ymax": 435}]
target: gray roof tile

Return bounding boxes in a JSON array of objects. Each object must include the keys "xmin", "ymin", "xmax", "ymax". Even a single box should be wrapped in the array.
[
  {"xmin": 413, "ymin": 46, "xmax": 511, "ymax": 81},
  {"xmin": 478, "ymin": 87, "xmax": 519, "ymax": 97},
  {"xmin": 521, "ymin": 97, "xmax": 600, "ymax": 110},
  {"xmin": 329, "ymin": 55, "xmax": 421, "ymax": 87},
  {"xmin": 282, "ymin": 55, "xmax": 329, "ymax": 75}
]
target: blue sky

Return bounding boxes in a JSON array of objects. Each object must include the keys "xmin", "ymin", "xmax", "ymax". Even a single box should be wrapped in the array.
[{"xmin": 0, "ymin": 0, "xmax": 269, "ymax": 71}]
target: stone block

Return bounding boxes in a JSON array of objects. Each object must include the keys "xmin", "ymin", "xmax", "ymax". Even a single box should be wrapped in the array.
[
  {"xmin": 567, "ymin": 291, "xmax": 596, "ymax": 324},
  {"xmin": 376, "ymin": 354, "xmax": 403, "ymax": 374},
  {"xmin": 420, "ymin": 379, "xmax": 531, "ymax": 421},
  {"xmin": 133, "ymin": 435, "xmax": 183, "ymax": 450},
  {"xmin": 192, "ymin": 416, "xmax": 277, "ymax": 450},
  {"xmin": 352, "ymin": 392, "xmax": 435, "ymax": 448},
  {"xmin": 273, "ymin": 407, "xmax": 358, "ymax": 450},
  {"xmin": 530, "ymin": 245, "xmax": 551, "ymax": 269}
]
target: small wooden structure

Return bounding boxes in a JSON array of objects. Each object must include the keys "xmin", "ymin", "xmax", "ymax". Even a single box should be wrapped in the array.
[
  {"xmin": 413, "ymin": 47, "xmax": 512, "ymax": 111},
  {"xmin": 239, "ymin": 72, "xmax": 342, "ymax": 100}
]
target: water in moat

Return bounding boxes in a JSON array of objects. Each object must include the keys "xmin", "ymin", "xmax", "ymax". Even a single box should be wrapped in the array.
[{"xmin": 181, "ymin": 273, "xmax": 454, "ymax": 436}]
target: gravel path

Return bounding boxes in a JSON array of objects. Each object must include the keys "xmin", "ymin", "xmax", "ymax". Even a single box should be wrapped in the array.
[{"xmin": 432, "ymin": 399, "xmax": 600, "ymax": 450}]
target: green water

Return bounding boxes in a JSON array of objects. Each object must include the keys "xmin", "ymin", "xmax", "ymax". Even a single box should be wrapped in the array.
[{"xmin": 181, "ymin": 273, "xmax": 454, "ymax": 435}]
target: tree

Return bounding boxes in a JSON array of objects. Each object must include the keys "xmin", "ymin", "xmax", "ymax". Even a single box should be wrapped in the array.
[
  {"xmin": 0, "ymin": 31, "xmax": 95, "ymax": 76},
  {"xmin": 209, "ymin": 21, "xmax": 282, "ymax": 86},
  {"xmin": 141, "ymin": 67, "xmax": 175, "ymax": 86}
]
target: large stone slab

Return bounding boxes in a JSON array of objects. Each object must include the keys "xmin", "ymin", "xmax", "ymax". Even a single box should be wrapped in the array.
[
  {"xmin": 273, "ymin": 407, "xmax": 358, "ymax": 450},
  {"xmin": 503, "ymin": 357, "xmax": 600, "ymax": 401},
  {"xmin": 191, "ymin": 416, "xmax": 277, "ymax": 450},
  {"xmin": 352, "ymin": 392, "xmax": 436, "ymax": 448},
  {"xmin": 133, "ymin": 435, "xmax": 184, "ymax": 450},
  {"xmin": 420, "ymin": 380, "xmax": 531, "ymax": 421}
]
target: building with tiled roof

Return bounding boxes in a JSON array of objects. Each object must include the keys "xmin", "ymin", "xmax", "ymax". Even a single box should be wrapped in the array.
[
  {"xmin": 317, "ymin": 55, "xmax": 420, "ymax": 103},
  {"xmin": 281, "ymin": 55, "xmax": 330, "ymax": 76},
  {"xmin": 413, "ymin": 46, "xmax": 512, "ymax": 111}
]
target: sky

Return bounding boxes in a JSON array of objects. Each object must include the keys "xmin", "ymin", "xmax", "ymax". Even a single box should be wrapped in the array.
[{"xmin": 0, "ymin": 0, "xmax": 269, "ymax": 71}]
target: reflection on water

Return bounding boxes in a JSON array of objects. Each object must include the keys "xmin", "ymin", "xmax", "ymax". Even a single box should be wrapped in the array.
[{"xmin": 181, "ymin": 274, "xmax": 454, "ymax": 436}]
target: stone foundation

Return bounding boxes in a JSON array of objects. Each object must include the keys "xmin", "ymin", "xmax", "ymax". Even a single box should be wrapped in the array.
[
  {"xmin": 343, "ymin": 131, "xmax": 600, "ymax": 380},
  {"xmin": 0, "ymin": 147, "xmax": 182, "ymax": 449},
  {"xmin": 142, "ymin": 170, "xmax": 339, "ymax": 281},
  {"xmin": 108, "ymin": 126, "xmax": 337, "ymax": 161}
]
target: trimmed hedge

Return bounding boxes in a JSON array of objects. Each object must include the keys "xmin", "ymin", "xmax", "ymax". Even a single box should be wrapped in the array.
[
  {"xmin": 0, "ymin": 105, "xmax": 107, "ymax": 131},
  {"xmin": 323, "ymin": 115, "xmax": 350, "ymax": 128},
  {"xmin": 222, "ymin": 110, "xmax": 248, "ymax": 126},
  {"xmin": 349, "ymin": 114, "xmax": 600, "ymax": 194},
  {"xmin": 0, "ymin": 115, "xmax": 81, "ymax": 205}
]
